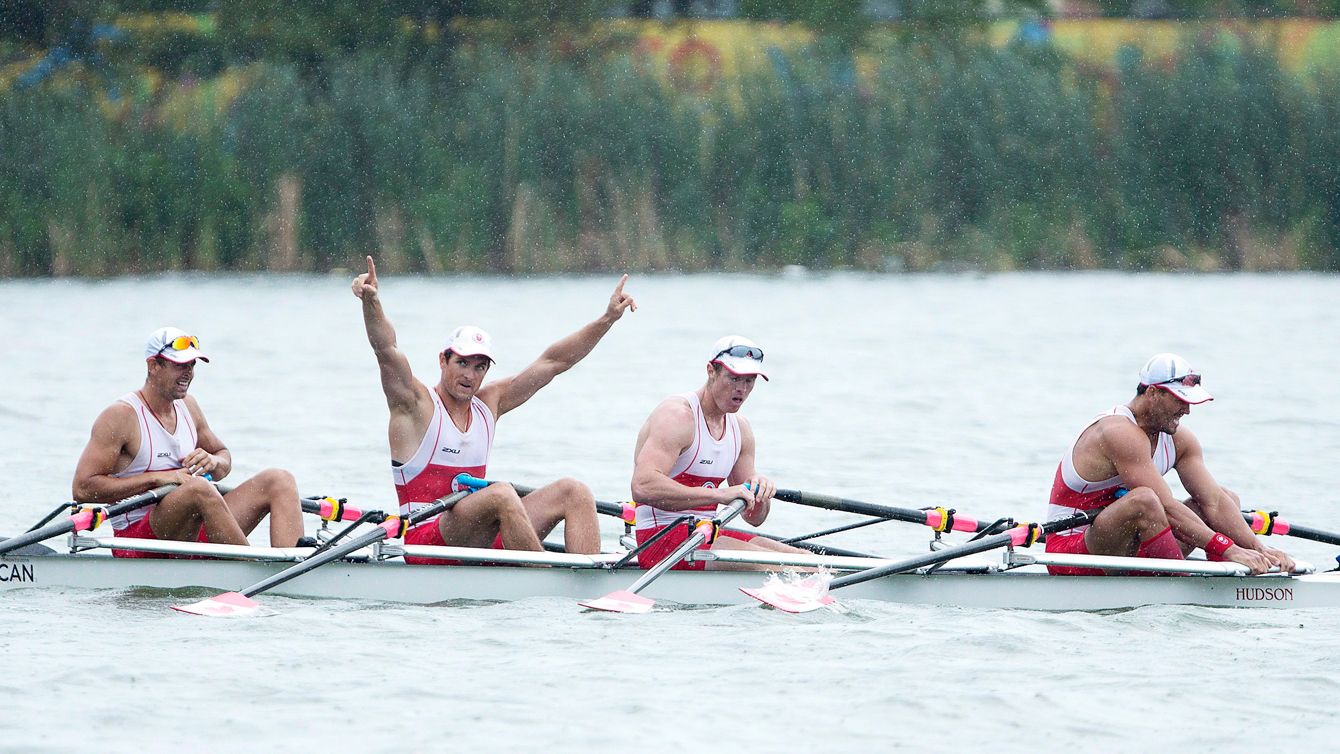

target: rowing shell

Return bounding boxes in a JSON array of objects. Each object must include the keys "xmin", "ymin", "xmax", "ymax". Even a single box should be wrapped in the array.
[{"xmin": 0, "ymin": 535, "xmax": 1333, "ymax": 611}]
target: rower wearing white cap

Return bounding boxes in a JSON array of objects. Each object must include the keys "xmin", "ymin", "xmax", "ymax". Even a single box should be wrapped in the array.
[
  {"xmin": 629, "ymin": 336, "xmax": 808, "ymax": 571},
  {"xmin": 1044, "ymin": 353, "xmax": 1294, "ymax": 576},
  {"xmin": 352, "ymin": 256, "xmax": 635, "ymax": 561},
  {"xmin": 71, "ymin": 327, "xmax": 306, "ymax": 557}
]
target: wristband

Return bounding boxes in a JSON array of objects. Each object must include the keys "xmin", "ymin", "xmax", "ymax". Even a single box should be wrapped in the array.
[{"xmin": 1204, "ymin": 532, "xmax": 1233, "ymax": 558}]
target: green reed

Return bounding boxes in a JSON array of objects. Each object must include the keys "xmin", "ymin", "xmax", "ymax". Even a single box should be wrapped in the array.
[{"xmin": 2, "ymin": 36, "xmax": 1338, "ymax": 276}]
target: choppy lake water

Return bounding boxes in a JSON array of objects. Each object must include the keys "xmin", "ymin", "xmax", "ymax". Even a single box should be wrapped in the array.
[{"xmin": 2, "ymin": 272, "xmax": 1339, "ymax": 752}]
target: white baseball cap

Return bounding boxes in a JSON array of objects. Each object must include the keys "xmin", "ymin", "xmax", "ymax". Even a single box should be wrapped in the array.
[
  {"xmin": 1140, "ymin": 353, "xmax": 1212, "ymax": 404},
  {"xmin": 708, "ymin": 335, "xmax": 767, "ymax": 380},
  {"xmin": 443, "ymin": 325, "xmax": 495, "ymax": 362},
  {"xmin": 145, "ymin": 327, "xmax": 208, "ymax": 364}
]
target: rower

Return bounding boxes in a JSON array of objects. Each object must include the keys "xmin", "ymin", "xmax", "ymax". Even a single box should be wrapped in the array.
[
  {"xmin": 629, "ymin": 336, "xmax": 808, "ymax": 571},
  {"xmin": 1044, "ymin": 353, "xmax": 1295, "ymax": 576},
  {"xmin": 71, "ymin": 328, "xmax": 306, "ymax": 557},
  {"xmin": 351, "ymin": 256, "xmax": 634, "ymax": 563}
]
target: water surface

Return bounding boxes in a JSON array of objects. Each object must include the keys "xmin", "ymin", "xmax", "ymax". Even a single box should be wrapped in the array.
[{"xmin": 2, "ymin": 272, "xmax": 1338, "ymax": 752}]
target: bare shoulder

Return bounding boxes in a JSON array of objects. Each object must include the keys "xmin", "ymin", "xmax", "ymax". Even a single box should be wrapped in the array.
[
  {"xmin": 643, "ymin": 395, "xmax": 695, "ymax": 443},
  {"xmin": 91, "ymin": 400, "xmax": 137, "ymax": 441},
  {"xmin": 635, "ymin": 395, "xmax": 697, "ymax": 463},
  {"xmin": 1094, "ymin": 415, "xmax": 1149, "ymax": 458},
  {"xmin": 733, "ymin": 412, "xmax": 754, "ymax": 436},
  {"xmin": 1171, "ymin": 424, "xmax": 1202, "ymax": 456},
  {"xmin": 99, "ymin": 399, "xmax": 137, "ymax": 425},
  {"xmin": 181, "ymin": 394, "xmax": 208, "ymax": 421},
  {"xmin": 474, "ymin": 380, "xmax": 507, "ymax": 417},
  {"xmin": 651, "ymin": 394, "xmax": 695, "ymax": 425}
]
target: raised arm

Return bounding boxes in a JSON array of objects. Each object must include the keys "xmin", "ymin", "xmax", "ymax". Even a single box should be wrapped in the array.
[
  {"xmin": 72, "ymin": 404, "xmax": 194, "ymax": 503},
  {"xmin": 631, "ymin": 398, "xmax": 755, "ymax": 511},
  {"xmin": 482, "ymin": 275, "xmax": 636, "ymax": 418},
  {"xmin": 726, "ymin": 416, "xmax": 775, "ymax": 526},
  {"xmin": 352, "ymin": 256, "xmax": 426, "ymax": 414}
]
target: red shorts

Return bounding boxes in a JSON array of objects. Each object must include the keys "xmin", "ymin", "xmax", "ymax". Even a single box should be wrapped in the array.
[
  {"xmin": 1044, "ymin": 530, "xmax": 1105, "ymax": 576},
  {"xmin": 111, "ymin": 514, "xmax": 209, "ymax": 559},
  {"xmin": 403, "ymin": 515, "xmax": 505, "ymax": 566},
  {"xmin": 635, "ymin": 522, "xmax": 757, "ymax": 571}
]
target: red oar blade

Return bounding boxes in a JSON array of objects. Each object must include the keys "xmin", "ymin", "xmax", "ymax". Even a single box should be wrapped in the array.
[
  {"xmin": 740, "ymin": 572, "xmax": 839, "ymax": 614},
  {"xmin": 580, "ymin": 590, "xmax": 655, "ymax": 614},
  {"xmin": 172, "ymin": 591, "xmax": 265, "ymax": 618}
]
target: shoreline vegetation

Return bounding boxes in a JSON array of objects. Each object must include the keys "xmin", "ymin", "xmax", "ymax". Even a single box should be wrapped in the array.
[{"xmin": 4, "ymin": 29, "xmax": 1340, "ymax": 276}]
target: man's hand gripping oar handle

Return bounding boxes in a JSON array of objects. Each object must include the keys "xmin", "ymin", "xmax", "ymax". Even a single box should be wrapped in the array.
[
  {"xmin": 0, "ymin": 484, "xmax": 181, "ymax": 556},
  {"xmin": 827, "ymin": 509, "xmax": 1097, "ymax": 590},
  {"xmin": 1242, "ymin": 510, "xmax": 1340, "ymax": 547},
  {"xmin": 774, "ymin": 489, "xmax": 988, "ymax": 534}
]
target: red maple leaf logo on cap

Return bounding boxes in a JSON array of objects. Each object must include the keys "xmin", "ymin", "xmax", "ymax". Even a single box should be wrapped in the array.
[{"xmin": 473, "ymin": 332, "xmax": 483, "ymax": 342}]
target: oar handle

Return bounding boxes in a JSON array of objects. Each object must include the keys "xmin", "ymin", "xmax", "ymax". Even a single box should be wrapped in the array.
[
  {"xmin": 774, "ymin": 489, "xmax": 987, "ymax": 534},
  {"xmin": 300, "ymin": 496, "xmax": 367, "ymax": 522},
  {"xmin": 829, "ymin": 510, "xmax": 1094, "ymax": 591},
  {"xmin": 624, "ymin": 498, "xmax": 749, "ymax": 596},
  {"xmin": 1242, "ymin": 510, "xmax": 1340, "ymax": 547}
]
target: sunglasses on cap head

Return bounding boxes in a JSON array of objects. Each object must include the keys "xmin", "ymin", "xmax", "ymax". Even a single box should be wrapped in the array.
[
  {"xmin": 158, "ymin": 335, "xmax": 200, "ymax": 355},
  {"xmin": 1155, "ymin": 373, "xmax": 1201, "ymax": 387},
  {"xmin": 713, "ymin": 344, "xmax": 764, "ymax": 363}
]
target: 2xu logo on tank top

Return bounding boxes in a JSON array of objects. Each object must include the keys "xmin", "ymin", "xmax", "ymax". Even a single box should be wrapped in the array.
[
  {"xmin": 392, "ymin": 390, "xmax": 495, "ymax": 520},
  {"xmin": 635, "ymin": 392, "xmax": 742, "ymax": 531},
  {"xmin": 108, "ymin": 392, "xmax": 199, "ymax": 530},
  {"xmin": 1046, "ymin": 405, "xmax": 1177, "ymax": 536}
]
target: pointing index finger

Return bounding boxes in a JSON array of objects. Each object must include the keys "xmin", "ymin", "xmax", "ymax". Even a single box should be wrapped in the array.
[
  {"xmin": 367, "ymin": 255, "xmax": 377, "ymax": 280},
  {"xmin": 613, "ymin": 274, "xmax": 627, "ymax": 297}
]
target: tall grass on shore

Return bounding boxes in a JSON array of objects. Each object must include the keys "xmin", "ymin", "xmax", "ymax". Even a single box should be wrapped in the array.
[{"xmin": 2, "ymin": 39, "xmax": 1338, "ymax": 276}]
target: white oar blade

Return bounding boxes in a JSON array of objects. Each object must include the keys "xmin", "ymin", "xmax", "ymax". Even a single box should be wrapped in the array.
[
  {"xmin": 172, "ymin": 591, "xmax": 263, "ymax": 618},
  {"xmin": 580, "ymin": 590, "xmax": 655, "ymax": 614},
  {"xmin": 739, "ymin": 585, "xmax": 835, "ymax": 613}
]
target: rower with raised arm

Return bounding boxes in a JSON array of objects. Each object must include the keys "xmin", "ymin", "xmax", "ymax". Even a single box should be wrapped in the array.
[
  {"xmin": 630, "ymin": 336, "xmax": 809, "ymax": 571},
  {"xmin": 1044, "ymin": 353, "xmax": 1296, "ymax": 576},
  {"xmin": 71, "ymin": 328, "xmax": 305, "ymax": 557},
  {"xmin": 352, "ymin": 256, "xmax": 634, "ymax": 562}
]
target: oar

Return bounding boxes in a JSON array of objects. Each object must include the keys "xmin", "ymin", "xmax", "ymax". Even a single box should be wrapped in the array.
[
  {"xmin": 459, "ymin": 477, "xmax": 874, "ymax": 558},
  {"xmin": 501, "ymin": 481, "xmax": 636, "ymax": 525},
  {"xmin": 0, "ymin": 485, "xmax": 180, "ymax": 556},
  {"xmin": 580, "ymin": 497, "xmax": 749, "ymax": 614},
  {"xmin": 173, "ymin": 486, "xmax": 476, "ymax": 617},
  {"xmin": 742, "ymin": 509, "xmax": 1098, "ymax": 613},
  {"xmin": 0, "ymin": 485, "xmax": 363, "ymax": 560},
  {"xmin": 1243, "ymin": 510, "xmax": 1340, "ymax": 547},
  {"xmin": 774, "ymin": 489, "xmax": 991, "ymax": 534}
]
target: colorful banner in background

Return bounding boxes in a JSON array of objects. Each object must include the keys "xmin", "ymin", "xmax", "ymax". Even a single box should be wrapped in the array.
[
  {"xmin": 7, "ymin": 17, "xmax": 1340, "ymax": 112},
  {"xmin": 619, "ymin": 19, "xmax": 1340, "ymax": 84},
  {"xmin": 988, "ymin": 19, "xmax": 1340, "ymax": 74}
]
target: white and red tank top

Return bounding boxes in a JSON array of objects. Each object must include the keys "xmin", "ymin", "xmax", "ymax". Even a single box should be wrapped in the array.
[
  {"xmin": 109, "ymin": 391, "xmax": 199, "ymax": 531},
  {"xmin": 636, "ymin": 392, "xmax": 742, "ymax": 530},
  {"xmin": 1047, "ymin": 405, "xmax": 1176, "ymax": 536},
  {"xmin": 392, "ymin": 389, "xmax": 494, "ymax": 517}
]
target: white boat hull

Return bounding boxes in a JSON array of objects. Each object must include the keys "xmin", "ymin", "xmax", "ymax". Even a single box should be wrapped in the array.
[{"xmin": 2, "ymin": 552, "xmax": 1334, "ymax": 611}]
